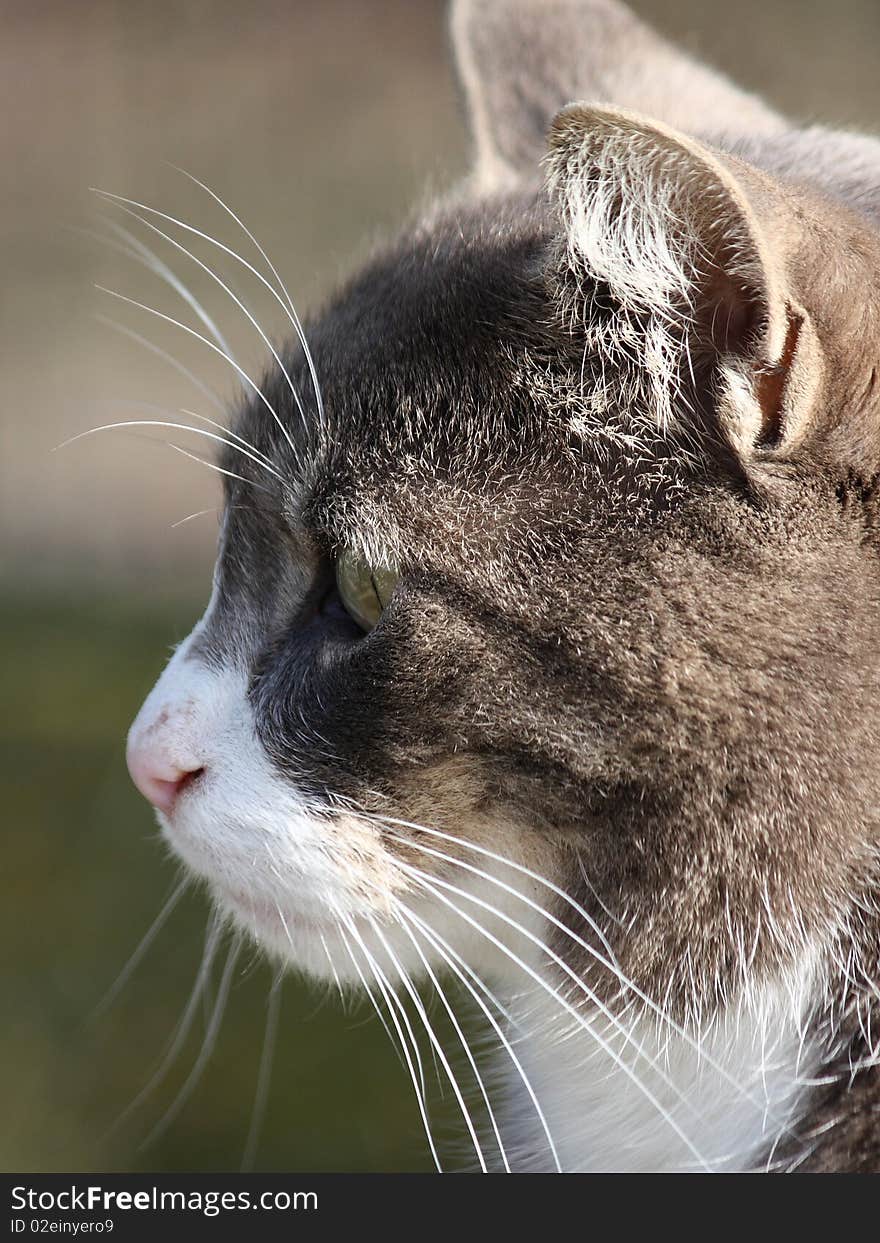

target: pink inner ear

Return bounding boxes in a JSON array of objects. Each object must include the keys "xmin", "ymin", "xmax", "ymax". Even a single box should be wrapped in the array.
[{"xmin": 755, "ymin": 308, "xmax": 803, "ymax": 448}]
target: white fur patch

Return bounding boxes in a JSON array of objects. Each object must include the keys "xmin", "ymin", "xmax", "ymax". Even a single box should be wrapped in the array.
[{"xmin": 499, "ymin": 964, "xmax": 820, "ymax": 1172}]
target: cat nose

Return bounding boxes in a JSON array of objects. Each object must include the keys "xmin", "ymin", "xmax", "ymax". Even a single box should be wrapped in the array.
[{"xmin": 126, "ymin": 734, "xmax": 204, "ymax": 815}]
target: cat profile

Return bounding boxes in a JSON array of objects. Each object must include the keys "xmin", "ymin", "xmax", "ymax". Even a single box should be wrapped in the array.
[{"xmin": 124, "ymin": 0, "xmax": 880, "ymax": 1171}]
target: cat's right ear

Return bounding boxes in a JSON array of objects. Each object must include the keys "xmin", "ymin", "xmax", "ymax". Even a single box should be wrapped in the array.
[{"xmin": 450, "ymin": 0, "xmax": 782, "ymax": 191}]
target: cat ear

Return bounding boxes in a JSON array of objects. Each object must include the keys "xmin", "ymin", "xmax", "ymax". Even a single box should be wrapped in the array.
[
  {"xmin": 450, "ymin": 0, "xmax": 782, "ymax": 191},
  {"xmin": 544, "ymin": 105, "xmax": 825, "ymax": 459}
]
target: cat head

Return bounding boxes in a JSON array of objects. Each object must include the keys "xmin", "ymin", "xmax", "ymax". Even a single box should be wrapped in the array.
[{"xmin": 127, "ymin": 0, "xmax": 880, "ymax": 1032}]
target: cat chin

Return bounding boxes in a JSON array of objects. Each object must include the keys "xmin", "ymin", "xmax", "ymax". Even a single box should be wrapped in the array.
[
  {"xmin": 157, "ymin": 797, "xmax": 393, "ymax": 953},
  {"xmin": 208, "ymin": 882, "xmax": 349, "ymax": 972}
]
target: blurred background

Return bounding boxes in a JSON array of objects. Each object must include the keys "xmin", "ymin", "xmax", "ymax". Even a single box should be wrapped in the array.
[{"xmin": 3, "ymin": 0, "xmax": 879, "ymax": 1172}]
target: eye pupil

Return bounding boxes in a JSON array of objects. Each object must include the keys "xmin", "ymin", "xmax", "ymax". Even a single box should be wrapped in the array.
[{"xmin": 335, "ymin": 549, "xmax": 399, "ymax": 633}]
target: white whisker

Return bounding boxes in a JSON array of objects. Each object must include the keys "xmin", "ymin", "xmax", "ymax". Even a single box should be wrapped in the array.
[
  {"xmin": 100, "ymin": 218, "xmax": 236, "ymax": 360},
  {"xmin": 56, "ymin": 418, "xmax": 286, "ymax": 485},
  {"xmin": 241, "ymin": 974, "xmax": 282, "ymax": 1172},
  {"xmin": 92, "ymin": 285, "xmax": 301, "ymax": 462},
  {"xmin": 85, "ymin": 396, "xmax": 273, "ymax": 469},
  {"xmin": 140, "ymin": 933, "xmax": 242, "ymax": 1150},
  {"xmin": 106, "ymin": 913, "xmax": 222, "ymax": 1140},
  {"xmin": 167, "ymin": 441, "xmax": 271, "ymax": 492},
  {"xmin": 93, "ymin": 186, "xmax": 325, "ymax": 425},
  {"xmin": 393, "ymin": 908, "xmax": 510, "ymax": 1171},
  {"xmin": 400, "ymin": 862, "xmax": 713, "ymax": 1171},
  {"xmin": 342, "ymin": 918, "xmax": 427, "ymax": 1104},
  {"xmin": 95, "ymin": 314, "xmax": 227, "ymax": 414},
  {"xmin": 368, "ymin": 811, "xmax": 768, "ymax": 1115},
  {"xmin": 336, "ymin": 919, "xmax": 442, "ymax": 1172},
  {"xmin": 170, "ymin": 508, "xmax": 217, "ymax": 529},
  {"xmin": 331, "ymin": 922, "xmax": 400, "ymax": 1059},
  {"xmin": 98, "ymin": 198, "xmax": 311, "ymax": 438},
  {"xmin": 179, "ymin": 408, "xmax": 274, "ymax": 468},
  {"xmin": 91, "ymin": 878, "xmax": 188, "ymax": 1020},
  {"xmin": 168, "ymin": 164, "xmax": 326, "ymax": 426},
  {"xmin": 396, "ymin": 900, "xmax": 563, "ymax": 1172},
  {"xmin": 369, "ymin": 917, "xmax": 490, "ymax": 1173},
  {"xmin": 319, "ymin": 933, "xmax": 345, "ymax": 1007}
]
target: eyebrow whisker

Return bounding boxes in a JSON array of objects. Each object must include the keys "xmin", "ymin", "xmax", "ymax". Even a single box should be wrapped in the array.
[
  {"xmin": 57, "ymin": 418, "xmax": 286, "ymax": 485},
  {"xmin": 170, "ymin": 508, "xmax": 218, "ymax": 529},
  {"xmin": 167, "ymin": 164, "xmax": 326, "ymax": 429},
  {"xmin": 92, "ymin": 186, "xmax": 325, "ymax": 428},
  {"xmin": 167, "ymin": 442, "xmax": 273, "ymax": 493},
  {"xmin": 98, "ymin": 198, "xmax": 311, "ymax": 440},
  {"xmin": 95, "ymin": 315, "xmax": 228, "ymax": 416},
  {"xmin": 92, "ymin": 285, "xmax": 303, "ymax": 466},
  {"xmin": 179, "ymin": 408, "xmax": 275, "ymax": 469},
  {"xmin": 96, "ymin": 218, "xmax": 236, "ymax": 360}
]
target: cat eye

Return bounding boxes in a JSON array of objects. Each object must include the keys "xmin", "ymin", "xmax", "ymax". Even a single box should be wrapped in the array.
[{"xmin": 335, "ymin": 549, "xmax": 399, "ymax": 633}]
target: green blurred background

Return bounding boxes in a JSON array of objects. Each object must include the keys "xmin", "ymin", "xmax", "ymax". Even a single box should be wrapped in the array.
[{"xmin": 3, "ymin": 0, "xmax": 880, "ymax": 1172}]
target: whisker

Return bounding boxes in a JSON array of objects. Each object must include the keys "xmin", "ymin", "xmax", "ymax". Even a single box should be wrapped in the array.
[
  {"xmin": 368, "ymin": 811, "xmax": 620, "ymax": 969},
  {"xmin": 56, "ymin": 418, "xmax": 286, "ymax": 485},
  {"xmin": 342, "ymin": 917, "xmax": 427, "ymax": 1104},
  {"xmin": 241, "ymin": 973, "xmax": 282, "ymax": 1173},
  {"xmin": 105, "ymin": 912, "xmax": 222, "ymax": 1140},
  {"xmin": 98, "ymin": 198, "xmax": 311, "ymax": 438},
  {"xmin": 336, "ymin": 919, "xmax": 442, "ymax": 1173},
  {"xmin": 85, "ymin": 395, "xmax": 273, "ymax": 470},
  {"xmin": 319, "ymin": 933, "xmax": 346, "ymax": 1007},
  {"xmin": 170, "ymin": 508, "xmax": 217, "ymax": 529},
  {"xmin": 369, "ymin": 917, "xmax": 490, "ymax": 1173},
  {"xmin": 399, "ymin": 862, "xmax": 713, "ymax": 1172},
  {"xmin": 139, "ymin": 933, "xmax": 242, "ymax": 1150},
  {"xmin": 90, "ymin": 878, "xmax": 188, "ymax": 1021},
  {"xmin": 95, "ymin": 315, "xmax": 227, "ymax": 414},
  {"xmin": 167, "ymin": 441, "xmax": 272, "ymax": 493},
  {"xmin": 366, "ymin": 810, "xmax": 768, "ymax": 1114},
  {"xmin": 167, "ymin": 164, "xmax": 326, "ymax": 427},
  {"xmin": 399, "ymin": 843, "xmax": 702, "ymax": 1096},
  {"xmin": 330, "ymin": 922, "xmax": 401, "ymax": 1062},
  {"xmin": 93, "ymin": 187, "xmax": 325, "ymax": 426},
  {"xmin": 385, "ymin": 831, "xmax": 685, "ymax": 1086},
  {"xmin": 396, "ymin": 900, "xmax": 563, "ymax": 1173},
  {"xmin": 179, "ymin": 408, "xmax": 274, "ymax": 468},
  {"xmin": 92, "ymin": 285, "xmax": 301, "ymax": 463},
  {"xmin": 99, "ymin": 218, "xmax": 236, "ymax": 359},
  {"xmin": 392, "ymin": 908, "xmax": 510, "ymax": 1171}
]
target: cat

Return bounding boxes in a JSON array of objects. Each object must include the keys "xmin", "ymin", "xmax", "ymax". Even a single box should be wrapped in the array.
[{"xmin": 124, "ymin": 0, "xmax": 880, "ymax": 1171}]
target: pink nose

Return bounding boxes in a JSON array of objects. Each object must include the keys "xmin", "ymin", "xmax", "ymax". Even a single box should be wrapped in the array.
[{"xmin": 126, "ymin": 738, "xmax": 203, "ymax": 816}]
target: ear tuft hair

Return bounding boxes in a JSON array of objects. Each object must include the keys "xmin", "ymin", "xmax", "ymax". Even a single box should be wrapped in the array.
[{"xmin": 544, "ymin": 105, "xmax": 810, "ymax": 451}]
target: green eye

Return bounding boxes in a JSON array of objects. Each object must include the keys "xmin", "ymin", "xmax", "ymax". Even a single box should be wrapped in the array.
[{"xmin": 335, "ymin": 549, "xmax": 399, "ymax": 633}]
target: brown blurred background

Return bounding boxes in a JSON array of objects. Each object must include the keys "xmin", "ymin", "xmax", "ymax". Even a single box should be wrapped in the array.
[{"xmin": 2, "ymin": 0, "xmax": 879, "ymax": 1172}]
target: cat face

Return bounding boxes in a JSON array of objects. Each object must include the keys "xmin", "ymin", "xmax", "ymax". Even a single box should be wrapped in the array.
[{"xmin": 127, "ymin": 0, "xmax": 880, "ymax": 1037}]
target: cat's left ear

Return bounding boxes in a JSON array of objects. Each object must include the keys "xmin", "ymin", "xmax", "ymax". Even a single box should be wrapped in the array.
[
  {"xmin": 450, "ymin": 0, "xmax": 783, "ymax": 192},
  {"xmin": 545, "ymin": 105, "xmax": 826, "ymax": 459}
]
